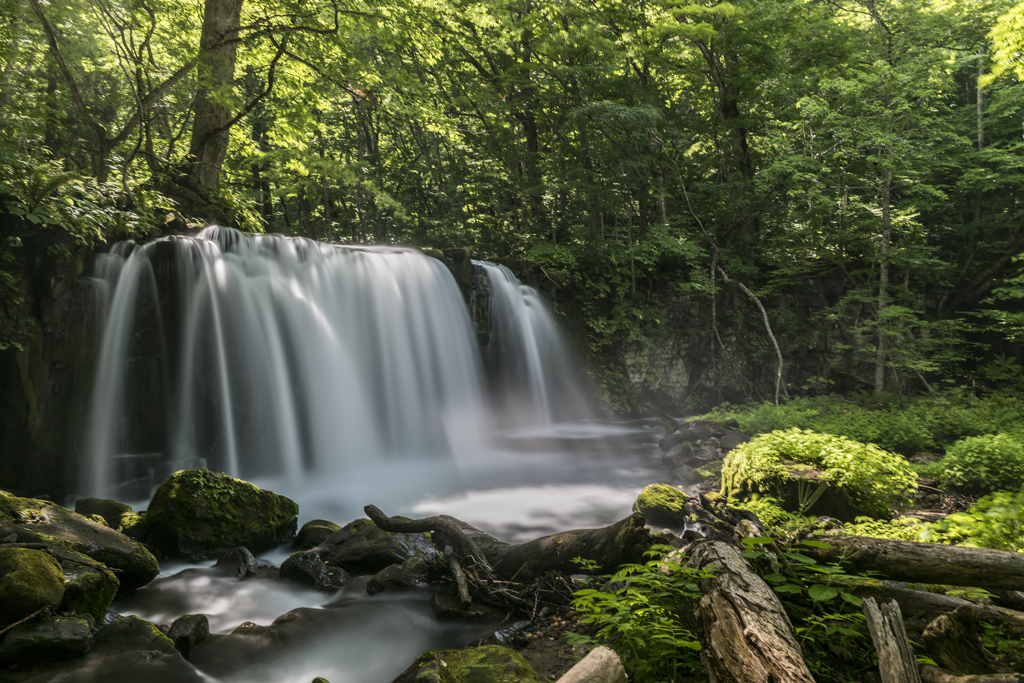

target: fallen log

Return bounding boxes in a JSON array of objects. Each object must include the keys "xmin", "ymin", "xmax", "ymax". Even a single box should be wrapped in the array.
[
  {"xmin": 686, "ymin": 540, "xmax": 815, "ymax": 683},
  {"xmin": 920, "ymin": 666, "xmax": 1024, "ymax": 683},
  {"xmin": 804, "ymin": 536, "xmax": 1024, "ymax": 592},
  {"xmin": 854, "ymin": 586, "xmax": 1024, "ymax": 636},
  {"xmin": 923, "ymin": 606, "xmax": 1015, "ymax": 676},
  {"xmin": 862, "ymin": 597, "xmax": 921, "ymax": 683}
]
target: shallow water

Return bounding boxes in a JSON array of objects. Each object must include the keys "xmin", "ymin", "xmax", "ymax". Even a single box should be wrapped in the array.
[{"xmin": 113, "ymin": 418, "xmax": 670, "ymax": 683}]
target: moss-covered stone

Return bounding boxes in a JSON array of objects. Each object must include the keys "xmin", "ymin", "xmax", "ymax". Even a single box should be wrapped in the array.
[
  {"xmin": 0, "ymin": 490, "xmax": 159, "ymax": 592},
  {"xmin": 632, "ymin": 484, "xmax": 691, "ymax": 529},
  {"xmin": 0, "ymin": 616, "xmax": 91, "ymax": 665},
  {"xmin": 393, "ymin": 646, "xmax": 546, "ymax": 683},
  {"xmin": 0, "ymin": 548, "xmax": 65, "ymax": 623},
  {"xmin": 73, "ymin": 498, "xmax": 146, "ymax": 538},
  {"xmin": 144, "ymin": 469, "xmax": 299, "ymax": 561},
  {"xmin": 318, "ymin": 518, "xmax": 437, "ymax": 574},
  {"xmin": 91, "ymin": 615, "xmax": 177, "ymax": 655},
  {"xmin": 56, "ymin": 546, "xmax": 119, "ymax": 620},
  {"xmin": 294, "ymin": 519, "xmax": 342, "ymax": 550}
]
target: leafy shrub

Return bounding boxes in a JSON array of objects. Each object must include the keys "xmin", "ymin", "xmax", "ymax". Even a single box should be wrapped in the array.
[
  {"xmin": 567, "ymin": 546, "xmax": 709, "ymax": 681},
  {"xmin": 922, "ymin": 488, "xmax": 1024, "ymax": 551},
  {"xmin": 721, "ymin": 429, "xmax": 918, "ymax": 518},
  {"xmin": 838, "ymin": 516, "xmax": 925, "ymax": 542},
  {"xmin": 941, "ymin": 434, "xmax": 1024, "ymax": 492}
]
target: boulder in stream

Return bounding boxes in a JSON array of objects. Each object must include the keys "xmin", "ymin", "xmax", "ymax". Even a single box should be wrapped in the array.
[
  {"xmin": 280, "ymin": 550, "xmax": 347, "ymax": 591},
  {"xmin": 213, "ymin": 547, "xmax": 259, "ymax": 579},
  {"xmin": 632, "ymin": 483, "xmax": 691, "ymax": 529},
  {"xmin": 0, "ymin": 616, "xmax": 91, "ymax": 665},
  {"xmin": 143, "ymin": 469, "xmax": 299, "ymax": 561},
  {"xmin": 0, "ymin": 547, "xmax": 65, "ymax": 623},
  {"xmin": 313, "ymin": 517, "xmax": 437, "ymax": 574},
  {"xmin": 168, "ymin": 614, "xmax": 209, "ymax": 659},
  {"xmin": 391, "ymin": 645, "xmax": 546, "ymax": 683},
  {"xmin": 294, "ymin": 519, "xmax": 342, "ymax": 550},
  {"xmin": 0, "ymin": 491, "xmax": 160, "ymax": 592},
  {"xmin": 74, "ymin": 498, "xmax": 146, "ymax": 537},
  {"xmin": 366, "ymin": 555, "xmax": 431, "ymax": 595}
]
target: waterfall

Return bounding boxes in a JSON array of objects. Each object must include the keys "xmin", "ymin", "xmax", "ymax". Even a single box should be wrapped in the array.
[
  {"xmin": 84, "ymin": 227, "xmax": 484, "ymax": 499},
  {"xmin": 472, "ymin": 261, "xmax": 589, "ymax": 426}
]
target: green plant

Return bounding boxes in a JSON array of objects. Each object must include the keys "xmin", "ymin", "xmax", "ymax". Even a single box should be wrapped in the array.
[
  {"xmin": 838, "ymin": 516, "xmax": 927, "ymax": 542},
  {"xmin": 922, "ymin": 488, "xmax": 1024, "ymax": 551},
  {"xmin": 941, "ymin": 434, "xmax": 1024, "ymax": 493},
  {"xmin": 721, "ymin": 429, "xmax": 918, "ymax": 518},
  {"xmin": 567, "ymin": 546, "xmax": 710, "ymax": 681}
]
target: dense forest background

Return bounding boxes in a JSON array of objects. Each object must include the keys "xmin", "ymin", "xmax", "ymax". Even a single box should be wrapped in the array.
[{"xmin": 3, "ymin": 0, "xmax": 1024, "ymax": 412}]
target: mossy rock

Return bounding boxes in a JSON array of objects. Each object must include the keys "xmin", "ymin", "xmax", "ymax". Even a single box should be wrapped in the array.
[
  {"xmin": 392, "ymin": 645, "xmax": 546, "ymax": 683},
  {"xmin": 632, "ymin": 484, "xmax": 691, "ymax": 529},
  {"xmin": 91, "ymin": 615, "xmax": 177, "ymax": 655},
  {"xmin": 74, "ymin": 498, "xmax": 147, "ymax": 537},
  {"xmin": 144, "ymin": 469, "xmax": 299, "ymax": 561},
  {"xmin": 57, "ymin": 546, "xmax": 119, "ymax": 621},
  {"xmin": 294, "ymin": 519, "xmax": 342, "ymax": 550},
  {"xmin": 0, "ymin": 548, "xmax": 65, "ymax": 624},
  {"xmin": 0, "ymin": 616, "xmax": 91, "ymax": 665},
  {"xmin": 318, "ymin": 518, "xmax": 437, "ymax": 574},
  {"xmin": 0, "ymin": 490, "xmax": 159, "ymax": 592}
]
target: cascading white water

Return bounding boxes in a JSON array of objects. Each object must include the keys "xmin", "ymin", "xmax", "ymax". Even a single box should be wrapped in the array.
[
  {"xmin": 85, "ymin": 227, "xmax": 484, "ymax": 499},
  {"xmin": 472, "ymin": 261, "xmax": 589, "ymax": 425}
]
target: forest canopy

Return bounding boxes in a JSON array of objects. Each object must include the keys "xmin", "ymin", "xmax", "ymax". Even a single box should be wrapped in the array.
[{"xmin": 2, "ymin": 0, "xmax": 1024, "ymax": 409}]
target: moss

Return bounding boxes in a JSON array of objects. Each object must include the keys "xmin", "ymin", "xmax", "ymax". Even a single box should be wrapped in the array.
[
  {"xmin": 74, "ymin": 498, "xmax": 145, "ymax": 536},
  {"xmin": 407, "ymin": 646, "xmax": 546, "ymax": 683},
  {"xmin": 322, "ymin": 517, "xmax": 436, "ymax": 574},
  {"xmin": 57, "ymin": 546, "xmax": 119, "ymax": 621},
  {"xmin": 0, "ymin": 616, "xmax": 91, "ymax": 665},
  {"xmin": 691, "ymin": 459, "xmax": 724, "ymax": 482},
  {"xmin": 144, "ymin": 469, "xmax": 299, "ymax": 561},
  {"xmin": 632, "ymin": 484, "xmax": 690, "ymax": 529},
  {"xmin": 0, "ymin": 548, "xmax": 65, "ymax": 623}
]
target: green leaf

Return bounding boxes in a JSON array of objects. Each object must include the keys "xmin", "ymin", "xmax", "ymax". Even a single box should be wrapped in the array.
[
  {"xmin": 774, "ymin": 584, "xmax": 804, "ymax": 594},
  {"xmin": 808, "ymin": 584, "xmax": 839, "ymax": 602},
  {"xmin": 800, "ymin": 540, "xmax": 831, "ymax": 548},
  {"xmin": 840, "ymin": 591, "xmax": 863, "ymax": 607}
]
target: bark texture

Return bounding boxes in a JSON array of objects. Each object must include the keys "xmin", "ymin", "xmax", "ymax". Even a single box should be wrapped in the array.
[
  {"xmin": 923, "ymin": 606, "xmax": 1015, "ymax": 676},
  {"xmin": 862, "ymin": 597, "xmax": 921, "ymax": 683}
]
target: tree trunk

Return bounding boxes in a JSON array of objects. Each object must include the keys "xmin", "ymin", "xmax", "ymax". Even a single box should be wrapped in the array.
[
  {"xmin": 805, "ymin": 536, "xmax": 1024, "ymax": 592},
  {"xmin": 863, "ymin": 597, "xmax": 922, "ymax": 683},
  {"xmin": 187, "ymin": 0, "xmax": 245, "ymax": 195},
  {"xmin": 923, "ymin": 606, "xmax": 1015, "ymax": 676},
  {"xmin": 686, "ymin": 540, "xmax": 815, "ymax": 683},
  {"xmin": 875, "ymin": 166, "xmax": 892, "ymax": 394}
]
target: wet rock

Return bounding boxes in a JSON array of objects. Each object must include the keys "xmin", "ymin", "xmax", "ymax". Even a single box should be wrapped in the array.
[
  {"xmin": 366, "ymin": 555, "xmax": 430, "ymax": 595},
  {"xmin": 74, "ymin": 498, "xmax": 146, "ymax": 537},
  {"xmin": 632, "ymin": 484, "xmax": 690, "ymax": 530},
  {"xmin": 280, "ymin": 550, "xmax": 347, "ymax": 591},
  {"xmin": 168, "ymin": 614, "xmax": 209, "ymax": 659},
  {"xmin": 92, "ymin": 615, "xmax": 178, "ymax": 655},
  {"xmin": 0, "ymin": 547, "xmax": 65, "ymax": 623},
  {"xmin": 391, "ymin": 645, "xmax": 546, "ymax": 683},
  {"xmin": 0, "ymin": 616, "xmax": 91, "ymax": 665},
  {"xmin": 58, "ymin": 547, "xmax": 119, "ymax": 620},
  {"xmin": 214, "ymin": 547, "xmax": 259, "ymax": 579},
  {"xmin": 294, "ymin": 519, "xmax": 341, "ymax": 550},
  {"xmin": 143, "ymin": 469, "xmax": 299, "ymax": 562},
  {"xmin": 313, "ymin": 679, "xmax": 331, "ymax": 683},
  {"xmin": 0, "ymin": 491, "xmax": 159, "ymax": 592},
  {"xmin": 314, "ymin": 518, "xmax": 437, "ymax": 574},
  {"xmin": 428, "ymin": 593, "xmax": 493, "ymax": 621}
]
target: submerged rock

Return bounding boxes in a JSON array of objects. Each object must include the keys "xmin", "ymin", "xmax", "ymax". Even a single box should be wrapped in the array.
[
  {"xmin": 213, "ymin": 547, "xmax": 259, "ymax": 579},
  {"xmin": 0, "ymin": 547, "xmax": 65, "ymax": 623},
  {"xmin": 144, "ymin": 469, "xmax": 299, "ymax": 561},
  {"xmin": 280, "ymin": 550, "xmax": 347, "ymax": 591},
  {"xmin": 392, "ymin": 645, "xmax": 546, "ymax": 683},
  {"xmin": 168, "ymin": 614, "xmax": 209, "ymax": 659},
  {"xmin": 314, "ymin": 518, "xmax": 437, "ymax": 574},
  {"xmin": 0, "ymin": 616, "xmax": 91, "ymax": 665},
  {"xmin": 632, "ymin": 484, "xmax": 691, "ymax": 529},
  {"xmin": 294, "ymin": 519, "xmax": 342, "ymax": 550},
  {"xmin": 0, "ymin": 491, "xmax": 159, "ymax": 592}
]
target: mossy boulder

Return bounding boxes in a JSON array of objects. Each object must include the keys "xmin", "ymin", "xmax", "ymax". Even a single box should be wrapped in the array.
[
  {"xmin": 392, "ymin": 645, "xmax": 546, "ymax": 683},
  {"xmin": 0, "ymin": 490, "xmax": 159, "ymax": 592},
  {"xmin": 632, "ymin": 484, "xmax": 691, "ymax": 529},
  {"xmin": 91, "ymin": 615, "xmax": 177, "ymax": 655},
  {"xmin": 721, "ymin": 428, "xmax": 918, "ymax": 520},
  {"xmin": 74, "ymin": 498, "xmax": 147, "ymax": 537},
  {"xmin": 0, "ymin": 548, "xmax": 65, "ymax": 623},
  {"xmin": 315, "ymin": 518, "xmax": 437, "ymax": 574},
  {"xmin": 144, "ymin": 469, "xmax": 299, "ymax": 561},
  {"xmin": 294, "ymin": 519, "xmax": 342, "ymax": 550},
  {"xmin": 0, "ymin": 616, "xmax": 91, "ymax": 665},
  {"xmin": 57, "ymin": 547, "xmax": 119, "ymax": 620}
]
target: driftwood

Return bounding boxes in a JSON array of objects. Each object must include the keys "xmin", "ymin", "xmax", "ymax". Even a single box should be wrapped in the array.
[
  {"xmin": 923, "ymin": 606, "xmax": 1015, "ymax": 676},
  {"xmin": 920, "ymin": 666, "xmax": 1024, "ymax": 683},
  {"xmin": 862, "ymin": 598, "xmax": 921, "ymax": 683},
  {"xmin": 686, "ymin": 540, "xmax": 815, "ymax": 683},
  {"xmin": 444, "ymin": 545, "xmax": 471, "ymax": 609},
  {"xmin": 805, "ymin": 536, "xmax": 1024, "ymax": 592}
]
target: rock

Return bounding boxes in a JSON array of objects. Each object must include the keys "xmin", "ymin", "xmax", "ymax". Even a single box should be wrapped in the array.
[
  {"xmin": 0, "ymin": 616, "xmax": 91, "ymax": 665},
  {"xmin": 366, "ymin": 555, "xmax": 431, "ymax": 595},
  {"xmin": 280, "ymin": 550, "xmax": 347, "ymax": 591},
  {"xmin": 0, "ymin": 547, "xmax": 65, "ymax": 623},
  {"xmin": 294, "ymin": 519, "xmax": 341, "ymax": 550},
  {"xmin": 665, "ymin": 441, "xmax": 721, "ymax": 468},
  {"xmin": 91, "ymin": 615, "xmax": 178, "ymax": 655},
  {"xmin": 213, "ymin": 547, "xmax": 258, "ymax": 579},
  {"xmin": 391, "ymin": 645, "xmax": 546, "ymax": 683},
  {"xmin": 74, "ymin": 498, "xmax": 146, "ymax": 537},
  {"xmin": 313, "ymin": 679, "xmax": 330, "ymax": 683},
  {"xmin": 143, "ymin": 469, "xmax": 299, "ymax": 561},
  {"xmin": 0, "ymin": 491, "xmax": 159, "ymax": 592},
  {"xmin": 632, "ymin": 484, "xmax": 690, "ymax": 529},
  {"xmin": 428, "ymin": 593, "xmax": 492, "ymax": 621},
  {"xmin": 58, "ymin": 547, "xmax": 119, "ymax": 620},
  {"xmin": 314, "ymin": 517, "xmax": 437, "ymax": 574},
  {"xmin": 168, "ymin": 614, "xmax": 209, "ymax": 659},
  {"xmin": 555, "ymin": 646, "xmax": 626, "ymax": 683},
  {"xmin": 720, "ymin": 433, "xmax": 749, "ymax": 452}
]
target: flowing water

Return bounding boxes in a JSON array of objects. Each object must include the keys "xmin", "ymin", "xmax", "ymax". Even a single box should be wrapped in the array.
[{"xmin": 81, "ymin": 228, "xmax": 670, "ymax": 682}]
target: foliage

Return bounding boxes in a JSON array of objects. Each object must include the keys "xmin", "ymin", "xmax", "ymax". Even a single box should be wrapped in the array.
[
  {"xmin": 837, "ymin": 516, "xmax": 927, "ymax": 542},
  {"xmin": 922, "ymin": 487, "xmax": 1024, "ymax": 551},
  {"xmin": 567, "ymin": 546, "xmax": 709, "ymax": 682},
  {"xmin": 941, "ymin": 434, "xmax": 1024, "ymax": 492},
  {"xmin": 721, "ymin": 429, "xmax": 918, "ymax": 518}
]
